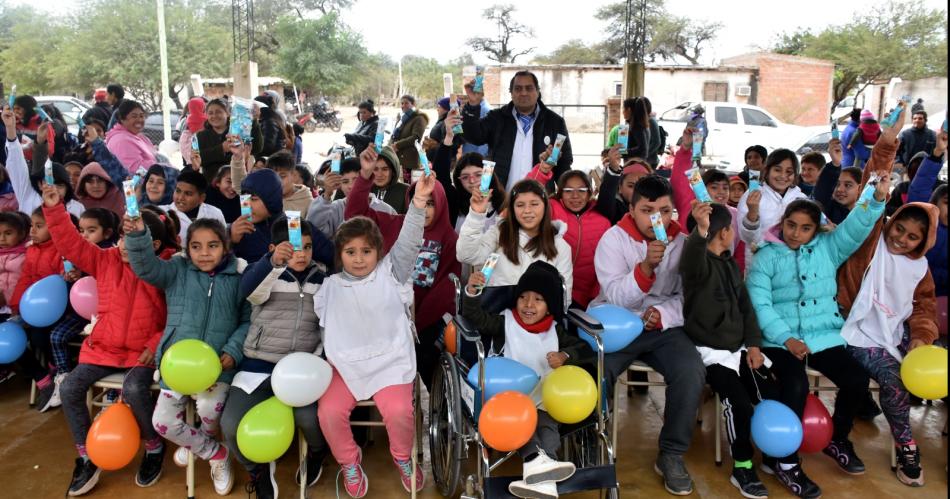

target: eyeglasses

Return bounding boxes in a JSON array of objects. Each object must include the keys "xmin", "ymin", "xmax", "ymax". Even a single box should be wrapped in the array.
[
  {"xmin": 458, "ymin": 174, "xmax": 481, "ymax": 183},
  {"xmin": 561, "ymin": 187, "xmax": 589, "ymax": 195}
]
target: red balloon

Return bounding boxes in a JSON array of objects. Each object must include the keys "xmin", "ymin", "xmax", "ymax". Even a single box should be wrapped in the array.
[
  {"xmin": 936, "ymin": 296, "xmax": 947, "ymax": 336},
  {"xmin": 86, "ymin": 402, "xmax": 141, "ymax": 470},
  {"xmin": 798, "ymin": 394, "xmax": 833, "ymax": 453}
]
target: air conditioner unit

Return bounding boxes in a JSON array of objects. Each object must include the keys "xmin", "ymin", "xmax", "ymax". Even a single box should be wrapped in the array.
[{"xmin": 736, "ymin": 85, "xmax": 752, "ymax": 96}]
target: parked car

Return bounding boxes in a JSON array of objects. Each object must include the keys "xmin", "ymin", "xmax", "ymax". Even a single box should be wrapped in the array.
[
  {"xmin": 658, "ymin": 101, "xmax": 809, "ymax": 173},
  {"xmin": 142, "ymin": 111, "xmax": 181, "ymax": 146},
  {"xmin": 34, "ymin": 96, "xmax": 91, "ymax": 136}
]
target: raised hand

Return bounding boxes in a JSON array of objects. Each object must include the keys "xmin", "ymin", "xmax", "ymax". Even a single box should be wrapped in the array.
[{"xmin": 359, "ymin": 146, "xmax": 378, "ymax": 179}]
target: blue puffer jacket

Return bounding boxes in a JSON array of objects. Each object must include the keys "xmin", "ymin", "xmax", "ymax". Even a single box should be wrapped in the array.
[
  {"xmin": 746, "ymin": 197, "xmax": 885, "ymax": 353},
  {"xmin": 126, "ymin": 227, "xmax": 251, "ymax": 385}
]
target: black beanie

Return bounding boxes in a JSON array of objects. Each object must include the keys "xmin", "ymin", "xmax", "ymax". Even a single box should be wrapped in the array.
[
  {"xmin": 512, "ymin": 261, "xmax": 564, "ymax": 322},
  {"xmin": 685, "ymin": 202, "xmax": 733, "ymax": 241}
]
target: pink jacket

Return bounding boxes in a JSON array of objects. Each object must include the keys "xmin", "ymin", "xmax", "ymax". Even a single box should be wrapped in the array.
[
  {"xmin": 0, "ymin": 241, "xmax": 28, "ymax": 308},
  {"xmin": 0, "ymin": 193, "xmax": 18, "ymax": 212},
  {"xmin": 105, "ymin": 123, "xmax": 156, "ymax": 175}
]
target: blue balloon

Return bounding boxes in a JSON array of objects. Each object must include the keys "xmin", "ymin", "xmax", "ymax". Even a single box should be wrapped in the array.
[
  {"xmin": 0, "ymin": 321, "xmax": 27, "ymax": 363},
  {"xmin": 21, "ymin": 275, "xmax": 68, "ymax": 327},
  {"xmin": 751, "ymin": 400, "xmax": 803, "ymax": 458},
  {"xmin": 582, "ymin": 305, "xmax": 644, "ymax": 353},
  {"xmin": 466, "ymin": 357, "xmax": 539, "ymax": 401}
]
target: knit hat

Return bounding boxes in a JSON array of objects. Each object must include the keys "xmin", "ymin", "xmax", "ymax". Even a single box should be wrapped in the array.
[
  {"xmin": 437, "ymin": 97, "xmax": 451, "ymax": 111},
  {"xmin": 93, "ymin": 89, "xmax": 107, "ymax": 103},
  {"xmin": 860, "ymin": 109, "xmax": 876, "ymax": 121},
  {"xmin": 241, "ymin": 169, "xmax": 283, "ymax": 218},
  {"xmin": 512, "ymin": 261, "xmax": 564, "ymax": 323},
  {"xmin": 911, "ymin": 98, "xmax": 925, "ymax": 114}
]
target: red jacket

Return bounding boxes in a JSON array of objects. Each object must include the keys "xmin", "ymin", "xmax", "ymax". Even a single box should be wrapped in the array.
[
  {"xmin": 44, "ymin": 202, "xmax": 167, "ymax": 368},
  {"xmin": 10, "ymin": 238, "xmax": 64, "ymax": 313}
]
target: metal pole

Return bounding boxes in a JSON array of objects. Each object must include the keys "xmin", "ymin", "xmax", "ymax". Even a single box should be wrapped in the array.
[{"xmin": 157, "ymin": 0, "xmax": 171, "ymax": 143}]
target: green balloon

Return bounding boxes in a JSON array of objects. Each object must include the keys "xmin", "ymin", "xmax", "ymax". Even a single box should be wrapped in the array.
[
  {"xmin": 159, "ymin": 339, "xmax": 222, "ymax": 395},
  {"xmin": 237, "ymin": 396, "xmax": 295, "ymax": 463}
]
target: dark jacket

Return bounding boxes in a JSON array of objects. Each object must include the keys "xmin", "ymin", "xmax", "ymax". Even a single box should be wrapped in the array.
[
  {"xmin": 195, "ymin": 120, "xmax": 262, "ymax": 183},
  {"xmin": 908, "ymin": 152, "xmax": 948, "ymax": 297},
  {"xmin": 461, "ymin": 100, "xmax": 572, "ymax": 189},
  {"xmin": 391, "ymin": 110, "xmax": 429, "ymax": 173},
  {"xmin": 83, "ymin": 102, "xmax": 113, "ymax": 128},
  {"xmin": 812, "ymin": 161, "xmax": 850, "ymax": 225},
  {"xmin": 897, "ymin": 126, "xmax": 937, "ymax": 166},
  {"xmin": 370, "ymin": 146, "xmax": 410, "ymax": 214},
  {"xmin": 257, "ymin": 108, "xmax": 285, "ymax": 157},
  {"xmin": 344, "ymin": 115, "xmax": 379, "ymax": 155},
  {"xmin": 679, "ymin": 229, "xmax": 762, "ymax": 351}
]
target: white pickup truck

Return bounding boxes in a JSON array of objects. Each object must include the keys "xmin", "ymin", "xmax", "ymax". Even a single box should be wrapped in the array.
[{"xmin": 658, "ymin": 101, "xmax": 822, "ymax": 173}]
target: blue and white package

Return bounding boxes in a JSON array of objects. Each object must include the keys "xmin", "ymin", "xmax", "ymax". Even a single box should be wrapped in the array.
[
  {"xmin": 374, "ymin": 117, "xmax": 388, "ymax": 153},
  {"xmin": 449, "ymin": 96, "xmax": 463, "ymax": 135},
  {"xmin": 63, "ymin": 260, "xmax": 74, "ymax": 273},
  {"xmin": 480, "ymin": 161, "xmax": 495, "ymax": 195},
  {"xmin": 650, "ymin": 212, "xmax": 668, "ymax": 244},
  {"xmin": 240, "ymin": 194, "xmax": 252, "ymax": 221},
  {"xmin": 831, "ymin": 121, "xmax": 839, "ymax": 140},
  {"xmin": 748, "ymin": 170, "xmax": 761, "ymax": 191},
  {"xmin": 691, "ymin": 130, "xmax": 703, "ymax": 160},
  {"xmin": 880, "ymin": 95, "xmax": 911, "ymax": 128},
  {"xmin": 7, "ymin": 84, "xmax": 15, "ymax": 109},
  {"xmin": 77, "ymin": 112, "xmax": 85, "ymax": 130},
  {"xmin": 35, "ymin": 106, "xmax": 50, "ymax": 122},
  {"xmin": 617, "ymin": 124, "xmax": 629, "ymax": 155},
  {"xmin": 330, "ymin": 148, "xmax": 342, "ymax": 174},
  {"xmin": 686, "ymin": 168, "xmax": 712, "ymax": 203},
  {"xmin": 415, "ymin": 141, "xmax": 430, "ymax": 176},
  {"xmin": 857, "ymin": 173, "xmax": 880, "ymax": 211},
  {"xmin": 191, "ymin": 135, "xmax": 200, "ymax": 152},
  {"xmin": 286, "ymin": 211, "xmax": 302, "ymax": 251},
  {"xmin": 473, "ymin": 66, "xmax": 484, "ymax": 93},
  {"xmin": 820, "ymin": 212, "xmax": 829, "ymax": 226},
  {"xmin": 123, "ymin": 179, "xmax": 140, "ymax": 218},
  {"xmin": 479, "ymin": 253, "xmax": 500, "ymax": 290},
  {"xmin": 44, "ymin": 159, "xmax": 55, "ymax": 186},
  {"xmin": 546, "ymin": 134, "xmax": 567, "ymax": 166},
  {"xmin": 228, "ymin": 97, "xmax": 254, "ymax": 143}
]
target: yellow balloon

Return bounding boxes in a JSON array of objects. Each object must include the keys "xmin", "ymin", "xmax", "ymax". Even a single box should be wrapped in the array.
[
  {"xmin": 541, "ymin": 365, "xmax": 597, "ymax": 424},
  {"xmin": 900, "ymin": 345, "xmax": 948, "ymax": 400}
]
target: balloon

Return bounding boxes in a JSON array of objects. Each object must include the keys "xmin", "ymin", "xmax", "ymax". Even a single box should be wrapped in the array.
[
  {"xmin": 69, "ymin": 276, "xmax": 98, "ymax": 320},
  {"xmin": 271, "ymin": 352, "xmax": 332, "ymax": 407},
  {"xmin": 582, "ymin": 304, "xmax": 643, "ymax": 353},
  {"xmin": 478, "ymin": 391, "xmax": 537, "ymax": 451},
  {"xmin": 237, "ymin": 396, "xmax": 295, "ymax": 463},
  {"xmin": 798, "ymin": 394, "xmax": 833, "ymax": 453},
  {"xmin": 936, "ymin": 296, "xmax": 947, "ymax": 336},
  {"xmin": 20, "ymin": 275, "xmax": 68, "ymax": 327},
  {"xmin": 159, "ymin": 339, "xmax": 222, "ymax": 395},
  {"xmin": 467, "ymin": 357, "xmax": 539, "ymax": 401},
  {"xmin": 444, "ymin": 322, "xmax": 457, "ymax": 355},
  {"xmin": 901, "ymin": 345, "xmax": 948, "ymax": 400},
  {"xmin": 0, "ymin": 321, "xmax": 27, "ymax": 363},
  {"xmin": 542, "ymin": 366, "xmax": 597, "ymax": 424},
  {"xmin": 751, "ymin": 400, "xmax": 803, "ymax": 458},
  {"xmin": 86, "ymin": 402, "xmax": 140, "ymax": 470}
]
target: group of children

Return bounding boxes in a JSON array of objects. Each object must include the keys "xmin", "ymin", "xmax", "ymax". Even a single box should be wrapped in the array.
[{"xmin": 0, "ymin": 90, "xmax": 945, "ymax": 499}]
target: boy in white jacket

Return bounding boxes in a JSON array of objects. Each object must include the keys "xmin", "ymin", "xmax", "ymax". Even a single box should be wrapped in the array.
[{"xmin": 590, "ymin": 175, "xmax": 706, "ymax": 496}]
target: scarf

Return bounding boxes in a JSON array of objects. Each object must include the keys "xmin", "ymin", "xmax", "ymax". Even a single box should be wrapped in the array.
[{"xmin": 512, "ymin": 312, "xmax": 554, "ymax": 334}]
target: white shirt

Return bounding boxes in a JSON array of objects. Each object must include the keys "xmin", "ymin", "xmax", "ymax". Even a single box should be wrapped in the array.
[{"xmin": 506, "ymin": 105, "xmax": 539, "ymax": 191}]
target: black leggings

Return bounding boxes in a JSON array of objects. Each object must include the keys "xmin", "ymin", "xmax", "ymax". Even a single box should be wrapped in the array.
[{"xmin": 705, "ymin": 352, "xmax": 780, "ymax": 462}]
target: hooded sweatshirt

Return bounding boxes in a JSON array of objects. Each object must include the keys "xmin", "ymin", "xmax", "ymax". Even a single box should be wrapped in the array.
[
  {"xmin": 139, "ymin": 163, "xmax": 179, "ymax": 207},
  {"xmin": 75, "ymin": 162, "xmax": 126, "ymax": 217},
  {"xmin": 369, "ymin": 146, "xmax": 410, "ymax": 214},
  {"xmin": 283, "ymin": 184, "xmax": 313, "ymax": 213},
  {"xmin": 104, "ymin": 123, "xmax": 156, "ymax": 174},
  {"xmin": 344, "ymin": 173, "xmax": 461, "ymax": 331},
  {"xmin": 838, "ymin": 202, "xmax": 939, "ymax": 360}
]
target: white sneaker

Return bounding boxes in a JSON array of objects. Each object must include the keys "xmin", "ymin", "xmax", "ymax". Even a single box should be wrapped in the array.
[
  {"xmin": 522, "ymin": 450, "xmax": 575, "ymax": 485},
  {"xmin": 209, "ymin": 447, "xmax": 234, "ymax": 496},
  {"xmin": 173, "ymin": 447, "xmax": 189, "ymax": 468},
  {"xmin": 50, "ymin": 372, "xmax": 67, "ymax": 408},
  {"xmin": 509, "ymin": 479, "xmax": 559, "ymax": 499}
]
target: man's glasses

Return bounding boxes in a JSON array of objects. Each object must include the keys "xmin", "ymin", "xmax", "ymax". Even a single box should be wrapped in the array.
[{"xmin": 561, "ymin": 187, "xmax": 590, "ymax": 195}]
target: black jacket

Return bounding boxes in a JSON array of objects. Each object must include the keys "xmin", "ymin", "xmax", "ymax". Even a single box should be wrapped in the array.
[
  {"xmin": 897, "ymin": 126, "xmax": 937, "ymax": 166},
  {"xmin": 344, "ymin": 115, "xmax": 379, "ymax": 155},
  {"xmin": 461, "ymin": 100, "xmax": 572, "ymax": 189},
  {"xmin": 257, "ymin": 108, "xmax": 285, "ymax": 157},
  {"xmin": 812, "ymin": 161, "xmax": 850, "ymax": 225}
]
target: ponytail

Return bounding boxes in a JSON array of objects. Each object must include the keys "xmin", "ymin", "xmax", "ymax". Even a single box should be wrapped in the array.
[{"xmin": 140, "ymin": 206, "xmax": 180, "ymax": 253}]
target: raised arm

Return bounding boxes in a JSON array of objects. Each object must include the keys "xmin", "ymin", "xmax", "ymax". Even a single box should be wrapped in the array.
[
  {"xmin": 124, "ymin": 218, "xmax": 179, "ymax": 289},
  {"xmin": 389, "ymin": 185, "xmax": 428, "ymax": 285}
]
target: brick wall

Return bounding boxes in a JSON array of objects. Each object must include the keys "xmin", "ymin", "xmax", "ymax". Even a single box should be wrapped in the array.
[
  {"xmin": 606, "ymin": 96, "xmax": 622, "ymax": 129},
  {"xmin": 724, "ymin": 53, "xmax": 834, "ymax": 126}
]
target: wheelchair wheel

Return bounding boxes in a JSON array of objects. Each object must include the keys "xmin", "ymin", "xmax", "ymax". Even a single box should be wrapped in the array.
[{"xmin": 429, "ymin": 352, "xmax": 462, "ymax": 497}]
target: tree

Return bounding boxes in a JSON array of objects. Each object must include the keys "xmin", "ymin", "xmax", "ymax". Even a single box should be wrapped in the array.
[
  {"xmin": 594, "ymin": 0, "xmax": 722, "ymax": 64},
  {"xmin": 532, "ymin": 40, "xmax": 609, "ymax": 64},
  {"xmin": 466, "ymin": 4, "xmax": 535, "ymax": 63},
  {"xmin": 274, "ymin": 13, "xmax": 367, "ymax": 97},
  {"xmin": 774, "ymin": 0, "xmax": 947, "ymax": 110},
  {"xmin": 247, "ymin": 0, "xmax": 356, "ymax": 72}
]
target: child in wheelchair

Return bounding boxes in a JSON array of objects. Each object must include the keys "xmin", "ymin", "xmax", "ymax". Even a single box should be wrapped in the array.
[{"xmin": 463, "ymin": 260, "xmax": 596, "ymax": 499}]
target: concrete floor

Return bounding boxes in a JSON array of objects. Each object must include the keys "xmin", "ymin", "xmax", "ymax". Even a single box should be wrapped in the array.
[{"xmin": 0, "ymin": 373, "xmax": 946, "ymax": 498}]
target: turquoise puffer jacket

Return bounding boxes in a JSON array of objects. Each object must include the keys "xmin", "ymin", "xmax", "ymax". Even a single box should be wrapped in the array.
[
  {"xmin": 126, "ymin": 228, "xmax": 251, "ymax": 385},
  {"xmin": 746, "ymin": 197, "xmax": 884, "ymax": 353}
]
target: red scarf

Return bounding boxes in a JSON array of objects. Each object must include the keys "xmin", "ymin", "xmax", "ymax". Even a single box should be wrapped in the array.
[{"xmin": 512, "ymin": 311, "xmax": 554, "ymax": 334}]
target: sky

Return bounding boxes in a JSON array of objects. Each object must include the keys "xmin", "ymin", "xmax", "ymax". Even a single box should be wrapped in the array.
[{"xmin": 12, "ymin": 0, "xmax": 948, "ymax": 65}]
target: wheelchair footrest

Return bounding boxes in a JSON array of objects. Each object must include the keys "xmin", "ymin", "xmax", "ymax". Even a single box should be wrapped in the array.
[{"xmin": 483, "ymin": 465, "xmax": 618, "ymax": 497}]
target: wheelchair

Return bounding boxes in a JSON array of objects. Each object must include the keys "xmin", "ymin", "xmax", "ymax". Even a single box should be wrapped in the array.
[{"xmin": 428, "ymin": 275, "xmax": 619, "ymax": 498}]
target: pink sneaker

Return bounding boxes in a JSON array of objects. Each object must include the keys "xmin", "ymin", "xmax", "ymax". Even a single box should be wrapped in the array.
[
  {"xmin": 393, "ymin": 458, "xmax": 425, "ymax": 493},
  {"xmin": 336, "ymin": 462, "xmax": 368, "ymax": 498}
]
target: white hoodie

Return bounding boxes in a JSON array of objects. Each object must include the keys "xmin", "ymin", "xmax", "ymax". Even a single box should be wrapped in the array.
[{"xmin": 737, "ymin": 183, "xmax": 807, "ymax": 264}]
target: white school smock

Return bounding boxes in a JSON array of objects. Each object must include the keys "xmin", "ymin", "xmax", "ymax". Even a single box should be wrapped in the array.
[{"xmin": 502, "ymin": 309, "xmax": 558, "ymax": 408}]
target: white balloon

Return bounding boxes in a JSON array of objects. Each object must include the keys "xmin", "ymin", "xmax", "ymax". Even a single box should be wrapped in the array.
[{"xmin": 271, "ymin": 352, "xmax": 333, "ymax": 407}]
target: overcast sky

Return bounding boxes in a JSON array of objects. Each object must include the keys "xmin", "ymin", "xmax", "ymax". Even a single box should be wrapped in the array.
[{"xmin": 13, "ymin": 0, "xmax": 948, "ymax": 65}]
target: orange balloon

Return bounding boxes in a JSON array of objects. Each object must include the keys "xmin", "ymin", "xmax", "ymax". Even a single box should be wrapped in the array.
[
  {"xmin": 87, "ymin": 402, "xmax": 141, "ymax": 470},
  {"xmin": 444, "ymin": 322, "xmax": 457, "ymax": 355},
  {"xmin": 478, "ymin": 391, "xmax": 537, "ymax": 451}
]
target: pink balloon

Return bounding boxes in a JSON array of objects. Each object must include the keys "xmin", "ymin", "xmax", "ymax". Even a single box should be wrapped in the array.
[
  {"xmin": 69, "ymin": 276, "xmax": 98, "ymax": 320},
  {"xmin": 937, "ymin": 296, "xmax": 947, "ymax": 337}
]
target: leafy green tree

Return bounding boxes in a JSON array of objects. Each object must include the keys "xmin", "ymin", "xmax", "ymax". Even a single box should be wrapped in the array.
[
  {"xmin": 533, "ymin": 40, "xmax": 609, "ymax": 64},
  {"xmin": 274, "ymin": 12, "xmax": 367, "ymax": 97}
]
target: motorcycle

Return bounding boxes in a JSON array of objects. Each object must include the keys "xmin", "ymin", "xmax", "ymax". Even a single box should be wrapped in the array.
[{"xmin": 297, "ymin": 102, "xmax": 342, "ymax": 133}]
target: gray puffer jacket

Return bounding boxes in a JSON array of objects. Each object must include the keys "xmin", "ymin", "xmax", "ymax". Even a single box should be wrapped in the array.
[{"xmin": 242, "ymin": 258, "xmax": 327, "ymax": 363}]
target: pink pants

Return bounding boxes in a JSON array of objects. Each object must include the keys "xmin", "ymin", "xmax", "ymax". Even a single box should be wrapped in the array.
[{"xmin": 318, "ymin": 369, "xmax": 414, "ymax": 466}]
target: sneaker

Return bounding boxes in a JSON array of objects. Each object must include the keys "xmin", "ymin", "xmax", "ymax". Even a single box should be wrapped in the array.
[
  {"xmin": 393, "ymin": 457, "xmax": 425, "ymax": 493},
  {"xmin": 336, "ymin": 462, "xmax": 368, "ymax": 498},
  {"xmin": 769, "ymin": 462, "xmax": 821, "ymax": 499},
  {"xmin": 67, "ymin": 458, "xmax": 101, "ymax": 496},
  {"xmin": 209, "ymin": 447, "xmax": 234, "ymax": 496},
  {"xmin": 104, "ymin": 389, "xmax": 120, "ymax": 404},
  {"xmin": 855, "ymin": 392, "xmax": 882, "ymax": 421},
  {"xmin": 523, "ymin": 450, "xmax": 575, "ymax": 485},
  {"xmin": 822, "ymin": 439, "xmax": 865, "ymax": 475},
  {"xmin": 173, "ymin": 446, "xmax": 189, "ymax": 467},
  {"xmin": 0, "ymin": 368, "xmax": 15, "ymax": 384},
  {"xmin": 245, "ymin": 462, "xmax": 277, "ymax": 499},
  {"xmin": 653, "ymin": 452, "xmax": 693, "ymax": 495},
  {"xmin": 135, "ymin": 446, "xmax": 165, "ymax": 487},
  {"xmin": 895, "ymin": 444, "xmax": 924, "ymax": 487},
  {"xmin": 296, "ymin": 449, "xmax": 326, "ymax": 487},
  {"xmin": 35, "ymin": 383, "xmax": 56, "ymax": 413},
  {"xmin": 730, "ymin": 467, "xmax": 768, "ymax": 499},
  {"xmin": 509, "ymin": 479, "xmax": 558, "ymax": 499}
]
